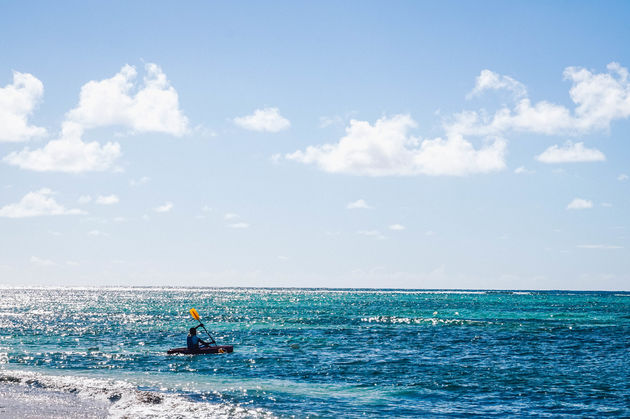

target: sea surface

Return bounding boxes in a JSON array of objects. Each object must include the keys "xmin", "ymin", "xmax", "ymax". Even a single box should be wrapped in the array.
[{"xmin": 0, "ymin": 287, "xmax": 629, "ymax": 417}]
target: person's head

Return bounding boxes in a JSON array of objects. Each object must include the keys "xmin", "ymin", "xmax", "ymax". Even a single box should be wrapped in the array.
[{"xmin": 189, "ymin": 327, "xmax": 196, "ymax": 335}]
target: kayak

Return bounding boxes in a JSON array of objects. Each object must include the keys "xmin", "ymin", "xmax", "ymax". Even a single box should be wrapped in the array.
[{"xmin": 167, "ymin": 345, "xmax": 233, "ymax": 355}]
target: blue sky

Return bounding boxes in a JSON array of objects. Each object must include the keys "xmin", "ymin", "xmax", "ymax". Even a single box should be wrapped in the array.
[{"xmin": 1, "ymin": 1, "xmax": 629, "ymax": 289}]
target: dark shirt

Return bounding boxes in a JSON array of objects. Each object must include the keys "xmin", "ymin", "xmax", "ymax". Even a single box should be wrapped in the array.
[{"xmin": 187, "ymin": 335, "xmax": 201, "ymax": 350}]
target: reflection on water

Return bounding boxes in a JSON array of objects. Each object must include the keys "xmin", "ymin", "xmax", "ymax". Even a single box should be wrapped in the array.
[{"xmin": 0, "ymin": 288, "xmax": 629, "ymax": 417}]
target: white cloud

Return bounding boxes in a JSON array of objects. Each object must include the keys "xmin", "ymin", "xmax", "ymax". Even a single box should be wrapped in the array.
[
  {"xmin": 228, "ymin": 222, "xmax": 249, "ymax": 229},
  {"xmin": 66, "ymin": 63, "xmax": 188, "ymax": 135},
  {"xmin": 319, "ymin": 115, "xmax": 344, "ymax": 128},
  {"xmin": 536, "ymin": 141, "xmax": 605, "ymax": 163},
  {"xmin": 0, "ymin": 188, "xmax": 85, "ymax": 218},
  {"xmin": 347, "ymin": 199, "xmax": 372, "ymax": 209},
  {"xmin": 270, "ymin": 153, "xmax": 282, "ymax": 164},
  {"xmin": 286, "ymin": 115, "xmax": 506, "ymax": 176},
  {"xmin": 448, "ymin": 62, "xmax": 630, "ymax": 138},
  {"xmin": 467, "ymin": 69, "xmax": 527, "ymax": 99},
  {"xmin": 447, "ymin": 101, "xmax": 574, "ymax": 137},
  {"xmin": 319, "ymin": 112, "xmax": 358, "ymax": 129},
  {"xmin": 234, "ymin": 107, "xmax": 290, "ymax": 132},
  {"xmin": 565, "ymin": 62, "xmax": 630, "ymax": 132},
  {"xmin": 567, "ymin": 198, "xmax": 593, "ymax": 210},
  {"xmin": 88, "ymin": 229, "xmax": 108, "ymax": 237},
  {"xmin": 154, "ymin": 202, "xmax": 173, "ymax": 213},
  {"xmin": 514, "ymin": 166, "xmax": 535, "ymax": 174},
  {"xmin": 0, "ymin": 71, "xmax": 47, "ymax": 142},
  {"xmin": 576, "ymin": 244, "xmax": 623, "ymax": 249},
  {"xmin": 30, "ymin": 256, "xmax": 55, "ymax": 267},
  {"xmin": 78, "ymin": 195, "xmax": 92, "ymax": 204},
  {"xmin": 224, "ymin": 212, "xmax": 239, "ymax": 220},
  {"xmin": 129, "ymin": 176, "xmax": 150, "ymax": 187},
  {"xmin": 4, "ymin": 122, "xmax": 121, "ymax": 173},
  {"xmin": 95, "ymin": 194, "xmax": 119, "ymax": 205},
  {"xmin": 4, "ymin": 63, "xmax": 187, "ymax": 173},
  {"xmin": 618, "ymin": 174, "xmax": 629, "ymax": 181},
  {"xmin": 357, "ymin": 230, "xmax": 386, "ymax": 239},
  {"xmin": 389, "ymin": 224, "xmax": 405, "ymax": 231}
]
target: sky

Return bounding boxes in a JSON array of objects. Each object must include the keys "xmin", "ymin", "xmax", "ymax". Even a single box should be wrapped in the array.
[{"xmin": 0, "ymin": 1, "xmax": 629, "ymax": 289}]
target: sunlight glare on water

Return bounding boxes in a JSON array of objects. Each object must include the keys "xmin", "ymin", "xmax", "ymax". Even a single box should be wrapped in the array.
[{"xmin": 0, "ymin": 287, "xmax": 629, "ymax": 417}]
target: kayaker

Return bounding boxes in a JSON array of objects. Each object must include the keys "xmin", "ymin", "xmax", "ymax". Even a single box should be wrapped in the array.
[{"xmin": 187, "ymin": 326, "xmax": 208, "ymax": 350}]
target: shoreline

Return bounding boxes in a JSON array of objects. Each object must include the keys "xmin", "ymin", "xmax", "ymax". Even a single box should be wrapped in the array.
[
  {"xmin": 0, "ymin": 381, "xmax": 109, "ymax": 419},
  {"xmin": 0, "ymin": 369, "xmax": 272, "ymax": 419}
]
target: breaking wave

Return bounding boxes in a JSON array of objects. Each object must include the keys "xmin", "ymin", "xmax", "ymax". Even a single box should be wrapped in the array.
[
  {"xmin": 361, "ymin": 315, "xmax": 489, "ymax": 326},
  {"xmin": 0, "ymin": 369, "xmax": 274, "ymax": 418}
]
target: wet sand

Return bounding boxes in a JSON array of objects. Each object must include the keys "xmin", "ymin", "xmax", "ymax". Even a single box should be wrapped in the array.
[{"xmin": 0, "ymin": 382, "xmax": 109, "ymax": 419}]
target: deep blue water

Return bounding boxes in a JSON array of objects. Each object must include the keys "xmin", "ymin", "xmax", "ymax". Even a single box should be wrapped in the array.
[{"xmin": 0, "ymin": 288, "xmax": 629, "ymax": 417}]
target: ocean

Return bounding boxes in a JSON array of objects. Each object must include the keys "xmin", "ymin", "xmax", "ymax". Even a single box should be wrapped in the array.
[{"xmin": 0, "ymin": 287, "xmax": 628, "ymax": 417}]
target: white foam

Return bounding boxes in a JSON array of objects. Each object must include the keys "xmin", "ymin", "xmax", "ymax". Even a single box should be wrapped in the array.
[
  {"xmin": 0, "ymin": 369, "xmax": 274, "ymax": 418},
  {"xmin": 361, "ymin": 315, "xmax": 487, "ymax": 326}
]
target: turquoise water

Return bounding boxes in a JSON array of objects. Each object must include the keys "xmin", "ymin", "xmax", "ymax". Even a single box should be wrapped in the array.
[{"xmin": 1, "ymin": 288, "xmax": 629, "ymax": 417}]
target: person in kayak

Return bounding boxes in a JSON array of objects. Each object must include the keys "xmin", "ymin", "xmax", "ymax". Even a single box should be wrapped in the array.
[{"xmin": 187, "ymin": 325, "xmax": 209, "ymax": 350}]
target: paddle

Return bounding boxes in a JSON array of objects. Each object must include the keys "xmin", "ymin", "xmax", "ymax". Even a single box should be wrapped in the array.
[{"xmin": 189, "ymin": 308, "xmax": 217, "ymax": 346}]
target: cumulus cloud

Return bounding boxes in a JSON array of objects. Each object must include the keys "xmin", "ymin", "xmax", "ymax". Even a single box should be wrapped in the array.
[
  {"xmin": 234, "ymin": 107, "xmax": 290, "ymax": 132},
  {"xmin": 567, "ymin": 198, "xmax": 593, "ymax": 210},
  {"xmin": 0, "ymin": 71, "xmax": 47, "ymax": 142},
  {"xmin": 347, "ymin": 199, "xmax": 372, "ymax": 209},
  {"xmin": 448, "ymin": 62, "xmax": 630, "ymax": 138},
  {"xmin": 3, "ymin": 121, "xmax": 121, "ymax": 173},
  {"xmin": 154, "ymin": 202, "xmax": 173, "ymax": 213},
  {"xmin": 286, "ymin": 115, "xmax": 506, "ymax": 176},
  {"xmin": 447, "ymin": 100, "xmax": 573, "ymax": 137},
  {"xmin": 66, "ymin": 63, "xmax": 188, "ymax": 135},
  {"xmin": 0, "ymin": 188, "xmax": 85, "ymax": 218},
  {"xmin": 536, "ymin": 141, "xmax": 605, "ymax": 163},
  {"xmin": 467, "ymin": 69, "xmax": 527, "ymax": 99},
  {"xmin": 4, "ymin": 63, "xmax": 187, "ymax": 173},
  {"xmin": 95, "ymin": 194, "xmax": 119, "ymax": 205},
  {"xmin": 389, "ymin": 224, "xmax": 405, "ymax": 231},
  {"xmin": 618, "ymin": 174, "xmax": 629, "ymax": 181}
]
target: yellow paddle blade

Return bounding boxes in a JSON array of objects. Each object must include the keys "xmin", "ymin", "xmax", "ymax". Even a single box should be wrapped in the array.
[{"xmin": 189, "ymin": 308, "xmax": 200, "ymax": 321}]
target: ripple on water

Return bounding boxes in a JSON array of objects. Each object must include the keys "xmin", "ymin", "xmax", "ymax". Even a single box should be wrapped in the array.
[{"xmin": 0, "ymin": 288, "xmax": 628, "ymax": 417}]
